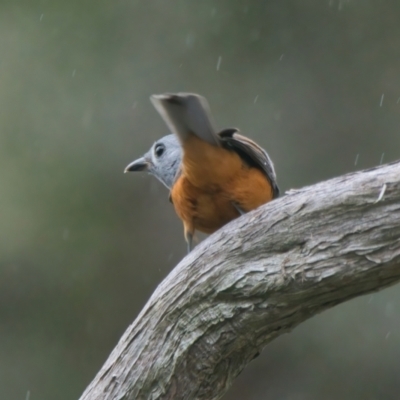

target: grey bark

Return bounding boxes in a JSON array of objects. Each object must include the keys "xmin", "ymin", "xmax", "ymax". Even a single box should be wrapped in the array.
[{"xmin": 79, "ymin": 161, "xmax": 400, "ymax": 400}]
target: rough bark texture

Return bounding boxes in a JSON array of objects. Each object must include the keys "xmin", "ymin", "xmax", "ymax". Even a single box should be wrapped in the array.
[{"xmin": 80, "ymin": 161, "xmax": 400, "ymax": 400}]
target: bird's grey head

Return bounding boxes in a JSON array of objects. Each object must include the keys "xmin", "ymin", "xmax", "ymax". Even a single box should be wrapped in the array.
[{"xmin": 124, "ymin": 134, "xmax": 182, "ymax": 189}]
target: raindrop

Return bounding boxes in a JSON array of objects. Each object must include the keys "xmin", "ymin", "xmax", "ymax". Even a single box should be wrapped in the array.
[
  {"xmin": 216, "ymin": 56, "xmax": 222, "ymax": 71},
  {"xmin": 185, "ymin": 33, "xmax": 195, "ymax": 48},
  {"xmin": 72, "ymin": 69, "xmax": 76, "ymax": 77},
  {"xmin": 26, "ymin": 391, "xmax": 31, "ymax": 400},
  {"xmin": 254, "ymin": 95, "xmax": 259, "ymax": 104},
  {"xmin": 375, "ymin": 184, "xmax": 386, "ymax": 203},
  {"xmin": 380, "ymin": 153, "xmax": 385, "ymax": 165},
  {"xmin": 354, "ymin": 153, "xmax": 359, "ymax": 166},
  {"xmin": 279, "ymin": 54, "xmax": 284, "ymax": 61},
  {"xmin": 380, "ymin": 93, "xmax": 384, "ymax": 107},
  {"xmin": 385, "ymin": 331, "xmax": 391, "ymax": 340},
  {"xmin": 210, "ymin": 7, "xmax": 216, "ymax": 17},
  {"xmin": 40, "ymin": 14, "xmax": 44, "ymax": 22},
  {"xmin": 63, "ymin": 229, "xmax": 69, "ymax": 240}
]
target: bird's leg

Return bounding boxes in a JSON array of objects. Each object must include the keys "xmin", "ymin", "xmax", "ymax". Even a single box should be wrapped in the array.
[
  {"xmin": 186, "ymin": 233, "xmax": 193, "ymax": 254},
  {"xmin": 184, "ymin": 223, "xmax": 194, "ymax": 254},
  {"xmin": 232, "ymin": 202, "xmax": 246, "ymax": 216}
]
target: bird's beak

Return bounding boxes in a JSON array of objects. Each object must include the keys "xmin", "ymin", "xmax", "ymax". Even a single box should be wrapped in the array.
[{"xmin": 124, "ymin": 157, "xmax": 149, "ymax": 173}]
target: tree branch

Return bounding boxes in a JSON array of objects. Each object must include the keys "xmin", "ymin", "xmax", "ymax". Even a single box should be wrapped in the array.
[{"xmin": 80, "ymin": 161, "xmax": 400, "ymax": 400}]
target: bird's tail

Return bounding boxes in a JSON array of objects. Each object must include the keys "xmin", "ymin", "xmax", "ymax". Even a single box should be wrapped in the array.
[{"xmin": 150, "ymin": 93, "xmax": 220, "ymax": 147}]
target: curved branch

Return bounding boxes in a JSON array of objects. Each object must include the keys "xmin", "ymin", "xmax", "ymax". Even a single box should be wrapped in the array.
[{"xmin": 80, "ymin": 161, "xmax": 400, "ymax": 400}]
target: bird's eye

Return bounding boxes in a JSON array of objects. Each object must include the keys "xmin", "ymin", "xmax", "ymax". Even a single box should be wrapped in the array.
[{"xmin": 154, "ymin": 143, "xmax": 165, "ymax": 158}]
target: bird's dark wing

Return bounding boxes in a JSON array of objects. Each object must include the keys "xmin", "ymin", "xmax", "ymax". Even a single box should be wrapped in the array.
[{"xmin": 218, "ymin": 128, "xmax": 280, "ymax": 198}]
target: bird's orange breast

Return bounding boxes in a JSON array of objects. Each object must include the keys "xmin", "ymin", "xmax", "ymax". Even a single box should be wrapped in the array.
[{"xmin": 170, "ymin": 135, "xmax": 274, "ymax": 235}]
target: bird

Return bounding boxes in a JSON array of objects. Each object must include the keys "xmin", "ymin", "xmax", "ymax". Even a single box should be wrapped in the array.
[{"xmin": 125, "ymin": 93, "xmax": 279, "ymax": 253}]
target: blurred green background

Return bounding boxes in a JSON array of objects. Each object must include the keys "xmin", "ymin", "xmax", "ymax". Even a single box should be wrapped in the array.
[{"xmin": 1, "ymin": 1, "xmax": 400, "ymax": 399}]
